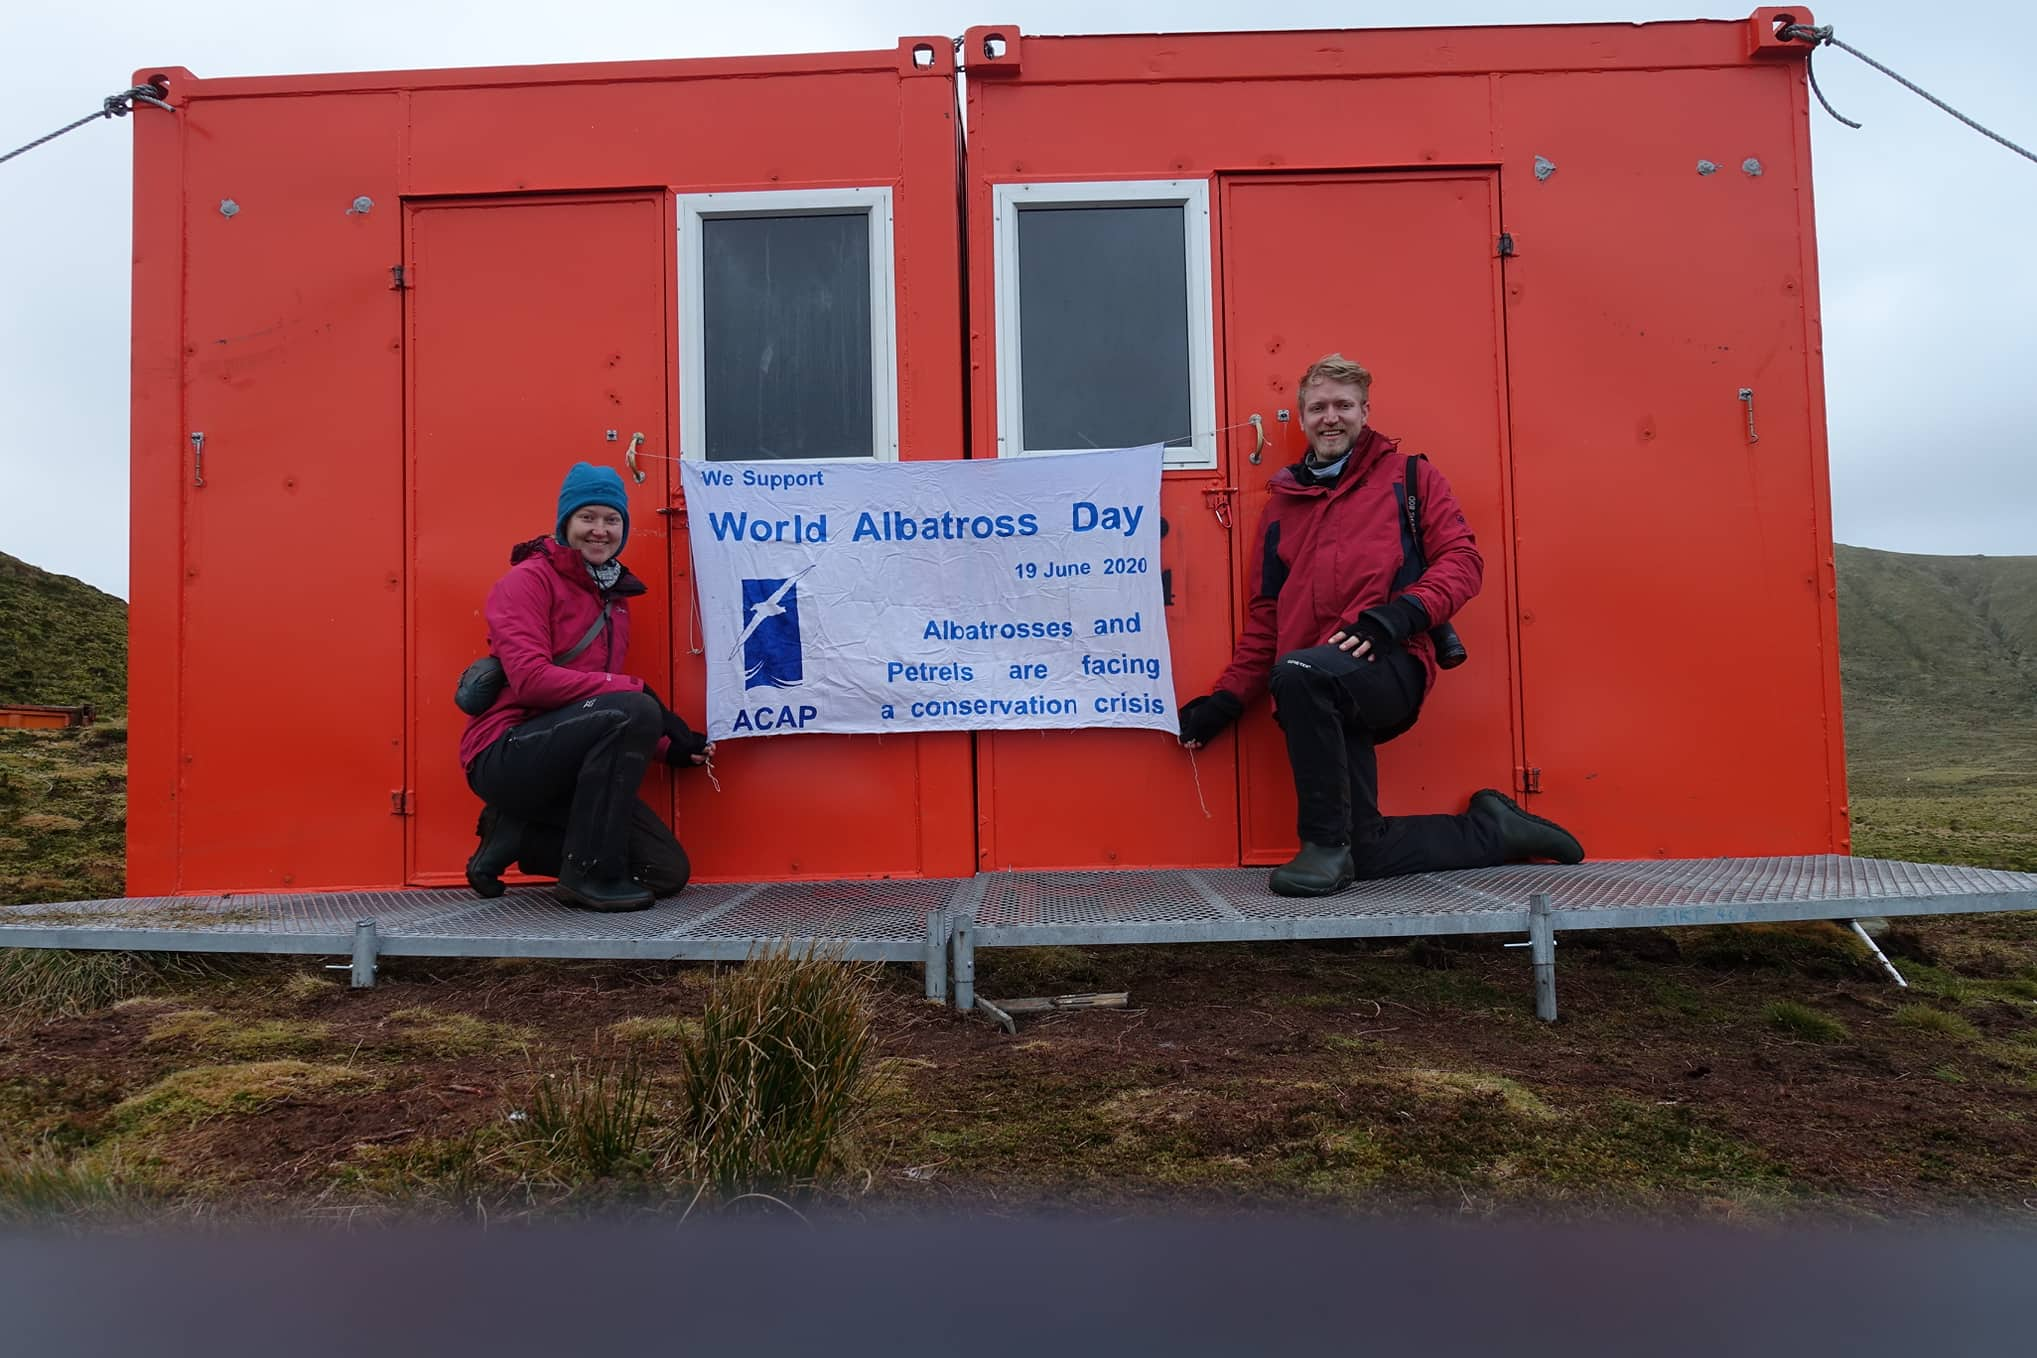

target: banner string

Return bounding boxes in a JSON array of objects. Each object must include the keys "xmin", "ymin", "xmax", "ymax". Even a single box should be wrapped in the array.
[
  {"xmin": 613, "ymin": 418, "xmax": 1271, "ymax": 475},
  {"xmin": 1187, "ymin": 746, "xmax": 1212, "ymax": 819}
]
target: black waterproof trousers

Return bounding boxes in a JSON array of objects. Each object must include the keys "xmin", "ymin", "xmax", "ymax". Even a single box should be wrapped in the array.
[
  {"xmin": 1267, "ymin": 643, "xmax": 1505, "ymax": 879},
  {"xmin": 465, "ymin": 691, "xmax": 690, "ymax": 896}
]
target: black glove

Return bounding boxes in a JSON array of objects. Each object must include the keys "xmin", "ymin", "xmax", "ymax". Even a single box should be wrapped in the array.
[
  {"xmin": 1178, "ymin": 691, "xmax": 1243, "ymax": 746},
  {"xmin": 1339, "ymin": 595, "xmax": 1430, "ymax": 648},
  {"xmin": 661, "ymin": 710, "xmax": 710, "ymax": 767}
]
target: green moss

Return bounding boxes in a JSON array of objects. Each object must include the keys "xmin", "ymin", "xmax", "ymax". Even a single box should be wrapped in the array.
[
  {"xmin": 378, "ymin": 1007, "xmax": 527, "ymax": 1058},
  {"xmin": 609, "ymin": 1016, "xmax": 697, "ymax": 1047},
  {"xmin": 1399, "ymin": 1069, "xmax": 1558, "ymax": 1121},
  {"xmin": 144, "ymin": 1009, "xmax": 331, "ymax": 1058},
  {"xmin": 112, "ymin": 1061, "xmax": 379, "ymax": 1138}
]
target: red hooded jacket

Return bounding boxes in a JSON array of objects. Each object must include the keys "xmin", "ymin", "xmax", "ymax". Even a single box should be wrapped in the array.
[
  {"xmin": 457, "ymin": 537, "xmax": 654, "ymax": 770},
  {"xmin": 1214, "ymin": 426, "xmax": 1483, "ymax": 706}
]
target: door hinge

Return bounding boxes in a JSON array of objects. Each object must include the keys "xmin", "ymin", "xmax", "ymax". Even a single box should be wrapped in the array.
[
  {"xmin": 1496, "ymin": 232, "xmax": 1516, "ymax": 258},
  {"xmin": 389, "ymin": 789, "xmax": 414, "ymax": 816},
  {"xmin": 390, "ymin": 264, "xmax": 408, "ymax": 290},
  {"xmin": 1514, "ymin": 766, "xmax": 1542, "ymax": 795}
]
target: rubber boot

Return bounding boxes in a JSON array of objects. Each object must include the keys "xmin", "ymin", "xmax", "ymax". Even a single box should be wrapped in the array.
[
  {"xmin": 464, "ymin": 806, "xmax": 524, "ymax": 899},
  {"xmin": 554, "ymin": 857, "xmax": 654, "ymax": 913},
  {"xmin": 1269, "ymin": 842, "xmax": 1357, "ymax": 897},
  {"xmin": 1470, "ymin": 789, "xmax": 1586, "ymax": 864}
]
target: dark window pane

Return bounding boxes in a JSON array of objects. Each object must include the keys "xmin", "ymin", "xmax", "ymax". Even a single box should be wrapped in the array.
[
  {"xmin": 1017, "ymin": 205, "xmax": 1191, "ymax": 452},
  {"xmin": 702, "ymin": 213, "xmax": 874, "ymax": 461}
]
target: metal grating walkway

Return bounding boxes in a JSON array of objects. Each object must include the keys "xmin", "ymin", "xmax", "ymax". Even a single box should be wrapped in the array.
[{"xmin": 2, "ymin": 857, "xmax": 2032, "ymax": 1013}]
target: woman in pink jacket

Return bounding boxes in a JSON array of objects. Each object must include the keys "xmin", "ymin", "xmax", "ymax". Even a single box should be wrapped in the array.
[{"xmin": 459, "ymin": 463, "xmax": 712, "ymax": 911}]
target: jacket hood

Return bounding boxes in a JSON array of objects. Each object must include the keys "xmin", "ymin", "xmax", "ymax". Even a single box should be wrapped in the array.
[
  {"xmin": 1268, "ymin": 427, "xmax": 1399, "ymax": 498},
  {"xmin": 509, "ymin": 536, "xmax": 647, "ymax": 598}
]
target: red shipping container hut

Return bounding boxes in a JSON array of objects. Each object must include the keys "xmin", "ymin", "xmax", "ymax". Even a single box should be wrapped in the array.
[
  {"xmin": 128, "ymin": 11, "xmax": 1845, "ymax": 896},
  {"xmin": 961, "ymin": 10, "xmax": 1845, "ymax": 872},
  {"xmin": 127, "ymin": 39, "xmax": 975, "ymax": 894}
]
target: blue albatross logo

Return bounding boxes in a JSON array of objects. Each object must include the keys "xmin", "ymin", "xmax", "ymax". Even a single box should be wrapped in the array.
[{"xmin": 737, "ymin": 574, "xmax": 807, "ymax": 689}]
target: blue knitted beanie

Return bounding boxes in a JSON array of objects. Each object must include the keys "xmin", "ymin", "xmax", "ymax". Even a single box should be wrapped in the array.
[{"xmin": 555, "ymin": 462, "xmax": 630, "ymax": 554}]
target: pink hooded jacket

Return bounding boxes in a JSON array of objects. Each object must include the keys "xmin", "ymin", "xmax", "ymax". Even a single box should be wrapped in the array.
[{"xmin": 457, "ymin": 537, "xmax": 653, "ymax": 770}]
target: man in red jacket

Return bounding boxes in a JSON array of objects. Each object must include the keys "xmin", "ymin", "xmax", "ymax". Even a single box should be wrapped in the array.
[{"xmin": 1179, "ymin": 354, "xmax": 1584, "ymax": 896}]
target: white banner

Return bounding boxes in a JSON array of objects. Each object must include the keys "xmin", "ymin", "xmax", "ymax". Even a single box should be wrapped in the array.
[{"xmin": 681, "ymin": 446, "xmax": 1176, "ymax": 741}]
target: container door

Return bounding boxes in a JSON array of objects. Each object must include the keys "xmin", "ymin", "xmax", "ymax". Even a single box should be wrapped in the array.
[
  {"xmin": 665, "ymin": 194, "xmax": 976, "ymax": 881},
  {"xmin": 1219, "ymin": 171, "xmax": 1523, "ymax": 864},
  {"xmin": 174, "ymin": 93, "xmax": 408, "ymax": 892},
  {"xmin": 970, "ymin": 181, "xmax": 1241, "ymax": 872},
  {"xmin": 406, "ymin": 194, "xmax": 673, "ymax": 885},
  {"xmin": 1498, "ymin": 71, "xmax": 1837, "ymax": 856}
]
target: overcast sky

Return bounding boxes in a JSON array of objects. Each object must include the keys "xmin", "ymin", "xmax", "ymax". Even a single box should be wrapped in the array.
[{"xmin": 3, "ymin": 1, "xmax": 2032, "ymax": 599}]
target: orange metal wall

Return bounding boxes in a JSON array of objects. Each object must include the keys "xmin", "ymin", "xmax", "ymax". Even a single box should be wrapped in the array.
[
  {"xmin": 128, "ymin": 43, "xmax": 973, "ymax": 894},
  {"xmin": 962, "ymin": 11, "xmax": 1846, "ymax": 865},
  {"xmin": 129, "ymin": 13, "xmax": 1846, "ymax": 894}
]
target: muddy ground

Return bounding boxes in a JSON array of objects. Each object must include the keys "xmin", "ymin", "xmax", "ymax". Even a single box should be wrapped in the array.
[{"xmin": 2, "ymin": 912, "xmax": 2033, "ymax": 1224}]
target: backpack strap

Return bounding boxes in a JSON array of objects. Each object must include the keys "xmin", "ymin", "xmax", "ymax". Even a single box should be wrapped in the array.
[
  {"xmin": 1390, "ymin": 455, "xmax": 1427, "ymax": 594},
  {"xmin": 552, "ymin": 601, "xmax": 611, "ymax": 665}
]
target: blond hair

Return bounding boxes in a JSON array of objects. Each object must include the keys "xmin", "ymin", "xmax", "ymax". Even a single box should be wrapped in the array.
[{"xmin": 1296, "ymin": 353, "xmax": 1373, "ymax": 405}]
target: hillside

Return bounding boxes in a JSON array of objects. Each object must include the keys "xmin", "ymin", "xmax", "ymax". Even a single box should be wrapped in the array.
[
  {"xmin": 0, "ymin": 551, "xmax": 126, "ymax": 715},
  {"xmin": 1836, "ymin": 544, "xmax": 2037, "ymax": 716},
  {"xmin": 1835, "ymin": 544, "xmax": 2037, "ymax": 870}
]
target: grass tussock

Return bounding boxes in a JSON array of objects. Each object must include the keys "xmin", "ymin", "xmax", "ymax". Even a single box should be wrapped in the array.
[
  {"xmin": 677, "ymin": 944, "xmax": 878, "ymax": 1197},
  {"xmin": 1764, "ymin": 1000, "xmax": 1850, "ymax": 1044},
  {"xmin": 0, "ymin": 949, "xmax": 229, "ymax": 1024},
  {"xmin": 1892, "ymin": 1004, "xmax": 1980, "ymax": 1040},
  {"xmin": 520, "ymin": 1047, "xmax": 662, "ymax": 1182},
  {"xmin": 0, "ymin": 1142, "xmax": 150, "ymax": 1226}
]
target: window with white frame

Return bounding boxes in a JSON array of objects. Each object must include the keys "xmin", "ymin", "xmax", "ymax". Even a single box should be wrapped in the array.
[
  {"xmin": 993, "ymin": 180, "xmax": 1216, "ymax": 469},
  {"xmin": 676, "ymin": 188, "xmax": 897, "ymax": 462}
]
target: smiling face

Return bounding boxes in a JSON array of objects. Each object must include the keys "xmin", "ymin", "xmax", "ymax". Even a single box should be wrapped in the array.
[
  {"xmin": 1298, "ymin": 378, "xmax": 1370, "ymax": 464},
  {"xmin": 564, "ymin": 505, "xmax": 625, "ymax": 564}
]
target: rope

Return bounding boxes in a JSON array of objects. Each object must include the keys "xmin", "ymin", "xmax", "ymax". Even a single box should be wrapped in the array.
[
  {"xmin": 1, "ymin": 84, "xmax": 172, "ymax": 168},
  {"xmin": 1781, "ymin": 23, "xmax": 2037, "ymax": 165},
  {"xmin": 621, "ymin": 420, "xmax": 1266, "ymax": 470},
  {"xmin": 1186, "ymin": 745, "xmax": 1212, "ymax": 819}
]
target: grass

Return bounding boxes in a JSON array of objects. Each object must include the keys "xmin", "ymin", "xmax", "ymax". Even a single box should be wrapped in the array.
[
  {"xmin": 1763, "ymin": 1000, "xmax": 1850, "ymax": 1044},
  {"xmin": 0, "ymin": 550, "xmax": 127, "ymax": 716},
  {"xmin": 677, "ymin": 944, "xmax": 878, "ymax": 1197},
  {"xmin": 0, "ymin": 724, "xmax": 126, "ymax": 907},
  {"xmin": 0, "ymin": 1142, "xmax": 150, "ymax": 1226},
  {"xmin": 0, "ymin": 948, "xmax": 228, "ymax": 1024},
  {"xmin": 521, "ymin": 1047, "xmax": 663, "ymax": 1182},
  {"xmin": 1892, "ymin": 1004, "xmax": 1980, "ymax": 1040},
  {"xmin": 1683, "ymin": 923, "xmax": 1871, "ymax": 978}
]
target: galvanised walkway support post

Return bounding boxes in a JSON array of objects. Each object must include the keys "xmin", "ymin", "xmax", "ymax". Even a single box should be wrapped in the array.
[
  {"xmin": 1529, "ymin": 893, "xmax": 1557, "ymax": 1022},
  {"xmin": 349, "ymin": 919, "xmax": 378, "ymax": 988}
]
